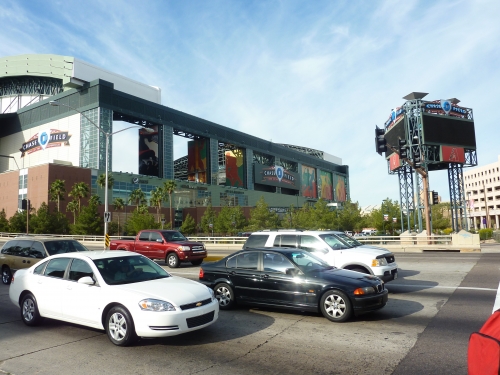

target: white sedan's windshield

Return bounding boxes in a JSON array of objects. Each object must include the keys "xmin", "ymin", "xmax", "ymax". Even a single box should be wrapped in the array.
[{"xmin": 94, "ymin": 256, "xmax": 170, "ymax": 285}]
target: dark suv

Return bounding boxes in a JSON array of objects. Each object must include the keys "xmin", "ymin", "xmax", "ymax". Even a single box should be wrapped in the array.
[{"xmin": 1, "ymin": 237, "xmax": 88, "ymax": 284}]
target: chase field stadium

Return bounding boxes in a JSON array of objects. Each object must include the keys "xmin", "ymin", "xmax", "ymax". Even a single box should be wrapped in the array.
[{"xmin": 0, "ymin": 54, "xmax": 349, "ymax": 227}]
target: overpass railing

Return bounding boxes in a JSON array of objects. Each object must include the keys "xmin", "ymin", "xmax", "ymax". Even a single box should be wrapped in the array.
[{"xmin": 0, "ymin": 232, "xmax": 452, "ymax": 246}]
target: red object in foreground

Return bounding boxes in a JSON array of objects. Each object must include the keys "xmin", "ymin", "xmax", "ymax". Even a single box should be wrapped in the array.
[{"xmin": 468, "ymin": 310, "xmax": 500, "ymax": 375}]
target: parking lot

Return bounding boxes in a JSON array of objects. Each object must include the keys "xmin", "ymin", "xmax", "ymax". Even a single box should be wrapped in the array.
[{"xmin": 1, "ymin": 250, "xmax": 499, "ymax": 375}]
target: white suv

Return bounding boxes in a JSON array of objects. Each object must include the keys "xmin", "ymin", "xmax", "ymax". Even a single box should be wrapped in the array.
[{"xmin": 243, "ymin": 230, "xmax": 398, "ymax": 282}]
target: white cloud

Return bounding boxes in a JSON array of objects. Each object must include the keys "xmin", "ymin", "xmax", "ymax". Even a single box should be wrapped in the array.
[{"xmin": 1, "ymin": 0, "xmax": 499, "ymax": 208}]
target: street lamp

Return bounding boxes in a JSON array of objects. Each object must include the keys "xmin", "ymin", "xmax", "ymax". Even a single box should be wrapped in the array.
[{"xmin": 50, "ymin": 100, "xmax": 152, "ymax": 248}]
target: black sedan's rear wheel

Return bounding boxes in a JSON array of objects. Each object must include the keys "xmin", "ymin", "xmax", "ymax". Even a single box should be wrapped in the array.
[
  {"xmin": 20, "ymin": 293, "xmax": 43, "ymax": 326},
  {"xmin": 214, "ymin": 283, "xmax": 235, "ymax": 310},
  {"xmin": 2, "ymin": 266, "xmax": 12, "ymax": 285},
  {"xmin": 320, "ymin": 290, "xmax": 352, "ymax": 322},
  {"xmin": 105, "ymin": 306, "xmax": 137, "ymax": 346}
]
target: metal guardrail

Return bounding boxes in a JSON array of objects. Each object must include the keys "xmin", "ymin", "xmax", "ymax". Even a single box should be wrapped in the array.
[
  {"xmin": 355, "ymin": 235, "xmax": 453, "ymax": 245},
  {"xmin": 0, "ymin": 232, "xmax": 452, "ymax": 246},
  {"xmin": 0, "ymin": 232, "xmax": 247, "ymax": 245}
]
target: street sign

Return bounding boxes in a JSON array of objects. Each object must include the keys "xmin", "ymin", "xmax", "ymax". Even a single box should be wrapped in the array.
[
  {"xmin": 161, "ymin": 218, "xmax": 166, "ymax": 224},
  {"xmin": 384, "ymin": 214, "xmax": 389, "ymax": 221},
  {"xmin": 104, "ymin": 212, "xmax": 111, "ymax": 223},
  {"xmin": 209, "ymin": 223, "xmax": 213, "ymax": 228},
  {"xmin": 393, "ymin": 217, "xmax": 397, "ymax": 223}
]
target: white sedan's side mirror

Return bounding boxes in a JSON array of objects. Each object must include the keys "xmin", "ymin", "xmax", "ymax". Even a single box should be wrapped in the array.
[{"xmin": 78, "ymin": 276, "xmax": 95, "ymax": 285}]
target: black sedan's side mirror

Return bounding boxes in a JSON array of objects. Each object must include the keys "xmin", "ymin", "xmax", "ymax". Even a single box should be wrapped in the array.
[{"xmin": 286, "ymin": 268, "xmax": 300, "ymax": 277}]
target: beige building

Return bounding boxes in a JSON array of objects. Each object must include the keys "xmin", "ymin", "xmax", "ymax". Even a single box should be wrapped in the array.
[{"xmin": 463, "ymin": 155, "xmax": 500, "ymax": 229}]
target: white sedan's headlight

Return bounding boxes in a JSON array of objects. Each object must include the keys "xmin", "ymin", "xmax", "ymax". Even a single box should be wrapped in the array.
[
  {"xmin": 207, "ymin": 286, "xmax": 215, "ymax": 301},
  {"xmin": 371, "ymin": 258, "xmax": 388, "ymax": 267},
  {"xmin": 138, "ymin": 299, "xmax": 176, "ymax": 312}
]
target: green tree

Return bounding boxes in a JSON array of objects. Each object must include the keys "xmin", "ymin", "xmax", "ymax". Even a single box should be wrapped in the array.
[
  {"xmin": 129, "ymin": 188, "xmax": 147, "ymax": 210},
  {"xmin": 9, "ymin": 210, "xmax": 27, "ymax": 233},
  {"xmin": 215, "ymin": 206, "xmax": 246, "ymax": 235},
  {"xmin": 369, "ymin": 198, "xmax": 401, "ymax": 234},
  {"xmin": 89, "ymin": 195, "xmax": 101, "ymax": 206},
  {"xmin": 247, "ymin": 196, "xmax": 279, "ymax": 231},
  {"xmin": 67, "ymin": 200, "xmax": 79, "ymax": 225},
  {"xmin": 69, "ymin": 182, "xmax": 89, "ymax": 213},
  {"xmin": 0, "ymin": 209, "xmax": 9, "ymax": 232},
  {"xmin": 30, "ymin": 202, "xmax": 55, "ymax": 234},
  {"xmin": 49, "ymin": 179, "xmax": 66, "ymax": 212},
  {"xmin": 294, "ymin": 204, "xmax": 314, "ymax": 229},
  {"xmin": 180, "ymin": 213, "xmax": 196, "ymax": 235},
  {"xmin": 96, "ymin": 173, "xmax": 115, "ymax": 191},
  {"xmin": 162, "ymin": 180, "xmax": 176, "ymax": 229},
  {"xmin": 71, "ymin": 200, "xmax": 102, "ymax": 235},
  {"xmin": 113, "ymin": 197, "xmax": 125, "ymax": 235},
  {"xmin": 150, "ymin": 187, "xmax": 166, "ymax": 223},
  {"xmin": 200, "ymin": 203, "xmax": 217, "ymax": 234},
  {"xmin": 429, "ymin": 202, "xmax": 451, "ymax": 232},
  {"xmin": 124, "ymin": 210, "xmax": 159, "ymax": 235},
  {"xmin": 337, "ymin": 200, "xmax": 365, "ymax": 232},
  {"xmin": 310, "ymin": 199, "xmax": 336, "ymax": 230}
]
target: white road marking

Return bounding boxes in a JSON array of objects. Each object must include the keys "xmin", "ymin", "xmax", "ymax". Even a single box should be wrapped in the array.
[
  {"xmin": 389, "ymin": 284, "xmax": 497, "ymax": 292},
  {"xmin": 492, "ymin": 281, "xmax": 500, "ymax": 313}
]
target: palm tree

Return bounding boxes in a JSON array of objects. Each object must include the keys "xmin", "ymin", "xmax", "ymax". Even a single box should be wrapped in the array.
[
  {"xmin": 96, "ymin": 173, "xmax": 114, "ymax": 191},
  {"xmin": 67, "ymin": 200, "xmax": 79, "ymax": 224},
  {"xmin": 162, "ymin": 180, "xmax": 176, "ymax": 229},
  {"xmin": 69, "ymin": 182, "xmax": 89, "ymax": 213},
  {"xmin": 129, "ymin": 188, "xmax": 146, "ymax": 211},
  {"xmin": 89, "ymin": 195, "xmax": 101, "ymax": 205},
  {"xmin": 49, "ymin": 179, "xmax": 66, "ymax": 212},
  {"xmin": 150, "ymin": 187, "xmax": 165, "ymax": 223},
  {"xmin": 113, "ymin": 197, "xmax": 125, "ymax": 235}
]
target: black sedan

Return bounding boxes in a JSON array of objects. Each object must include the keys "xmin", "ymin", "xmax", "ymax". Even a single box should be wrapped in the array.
[{"xmin": 199, "ymin": 248, "xmax": 388, "ymax": 322}]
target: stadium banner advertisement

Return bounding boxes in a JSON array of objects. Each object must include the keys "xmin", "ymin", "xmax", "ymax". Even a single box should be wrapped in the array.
[
  {"xmin": 441, "ymin": 146, "xmax": 465, "ymax": 163},
  {"xmin": 384, "ymin": 106, "xmax": 405, "ymax": 130},
  {"xmin": 422, "ymin": 100, "xmax": 469, "ymax": 118},
  {"xmin": 389, "ymin": 153, "xmax": 401, "ymax": 171},
  {"xmin": 138, "ymin": 125, "xmax": 159, "ymax": 177},
  {"xmin": 225, "ymin": 149, "xmax": 245, "ymax": 187},
  {"xmin": 318, "ymin": 170, "xmax": 333, "ymax": 200},
  {"xmin": 188, "ymin": 139, "xmax": 208, "ymax": 183},
  {"xmin": 13, "ymin": 116, "xmax": 81, "ymax": 169},
  {"xmin": 301, "ymin": 165, "xmax": 317, "ymax": 198},
  {"xmin": 333, "ymin": 174, "xmax": 347, "ymax": 202},
  {"xmin": 254, "ymin": 164, "xmax": 298, "ymax": 189},
  {"xmin": 20, "ymin": 129, "xmax": 72, "ymax": 157}
]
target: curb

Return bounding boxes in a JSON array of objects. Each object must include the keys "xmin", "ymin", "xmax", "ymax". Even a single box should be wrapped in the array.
[{"xmin": 204, "ymin": 256, "xmax": 224, "ymax": 262}]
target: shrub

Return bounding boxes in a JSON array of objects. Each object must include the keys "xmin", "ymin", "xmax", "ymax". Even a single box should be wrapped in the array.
[
  {"xmin": 442, "ymin": 228, "xmax": 453, "ymax": 235},
  {"xmin": 479, "ymin": 228, "xmax": 493, "ymax": 240}
]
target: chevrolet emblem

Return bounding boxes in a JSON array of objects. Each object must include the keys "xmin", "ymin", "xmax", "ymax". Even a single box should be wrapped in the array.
[{"xmin": 196, "ymin": 302, "xmax": 202, "ymax": 307}]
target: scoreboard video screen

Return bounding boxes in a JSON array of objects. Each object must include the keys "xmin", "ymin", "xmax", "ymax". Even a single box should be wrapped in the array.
[{"xmin": 421, "ymin": 113, "xmax": 476, "ymax": 149}]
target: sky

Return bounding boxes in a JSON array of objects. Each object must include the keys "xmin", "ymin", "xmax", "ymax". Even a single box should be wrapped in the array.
[{"xmin": 1, "ymin": 0, "xmax": 499, "ymax": 208}]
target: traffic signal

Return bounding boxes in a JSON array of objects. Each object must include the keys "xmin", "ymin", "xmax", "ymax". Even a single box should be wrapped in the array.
[
  {"xmin": 375, "ymin": 126, "xmax": 387, "ymax": 155},
  {"xmin": 413, "ymin": 152, "xmax": 421, "ymax": 168},
  {"xmin": 21, "ymin": 199, "xmax": 30, "ymax": 210},
  {"xmin": 432, "ymin": 191, "xmax": 439, "ymax": 205},
  {"xmin": 398, "ymin": 139, "xmax": 408, "ymax": 158}
]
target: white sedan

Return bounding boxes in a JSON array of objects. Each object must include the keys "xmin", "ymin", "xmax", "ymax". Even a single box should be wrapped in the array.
[{"xmin": 9, "ymin": 250, "xmax": 219, "ymax": 346}]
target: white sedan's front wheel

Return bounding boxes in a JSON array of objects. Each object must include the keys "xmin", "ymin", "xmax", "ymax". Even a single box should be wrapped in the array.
[
  {"xmin": 20, "ymin": 293, "xmax": 42, "ymax": 326},
  {"xmin": 105, "ymin": 306, "xmax": 137, "ymax": 346}
]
